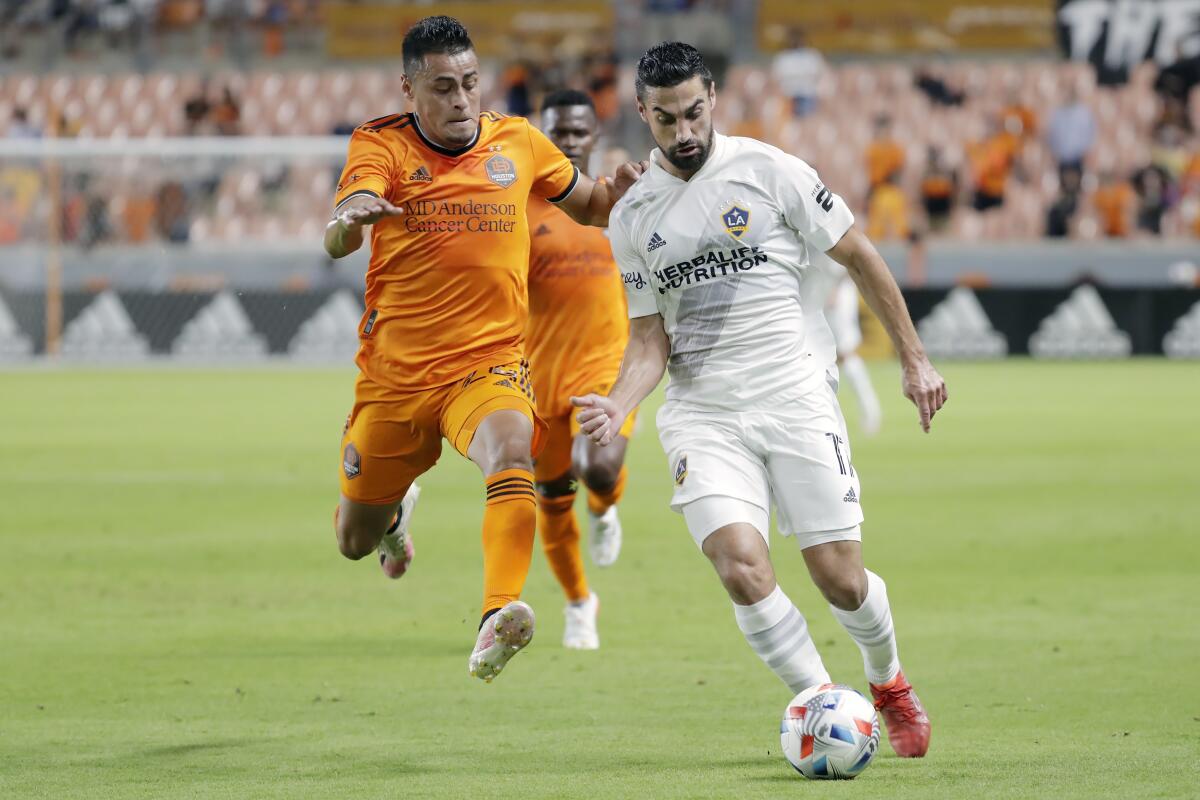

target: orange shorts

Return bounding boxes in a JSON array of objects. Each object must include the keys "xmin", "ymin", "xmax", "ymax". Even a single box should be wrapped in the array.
[
  {"xmin": 534, "ymin": 405, "xmax": 637, "ymax": 481},
  {"xmin": 340, "ymin": 359, "xmax": 546, "ymax": 505}
]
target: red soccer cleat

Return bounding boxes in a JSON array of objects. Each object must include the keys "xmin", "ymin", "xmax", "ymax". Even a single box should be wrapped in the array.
[{"xmin": 870, "ymin": 670, "xmax": 931, "ymax": 757}]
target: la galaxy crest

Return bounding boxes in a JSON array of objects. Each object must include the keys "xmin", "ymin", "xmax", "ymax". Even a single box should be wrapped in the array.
[
  {"xmin": 721, "ymin": 204, "xmax": 750, "ymax": 238},
  {"xmin": 485, "ymin": 154, "xmax": 517, "ymax": 188},
  {"xmin": 674, "ymin": 454, "xmax": 688, "ymax": 486}
]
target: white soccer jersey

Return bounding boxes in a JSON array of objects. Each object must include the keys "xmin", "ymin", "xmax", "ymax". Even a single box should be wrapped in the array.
[{"xmin": 611, "ymin": 133, "xmax": 854, "ymax": 410}]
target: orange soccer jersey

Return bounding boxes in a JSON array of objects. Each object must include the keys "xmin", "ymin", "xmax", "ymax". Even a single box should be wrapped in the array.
[
  {"xmin": 525, "ymin": 196, "xmax": 628, "ymax": 420},
  {"xmin": 334, "ymin": 111, "xmax": 580, "ymax": 393}
]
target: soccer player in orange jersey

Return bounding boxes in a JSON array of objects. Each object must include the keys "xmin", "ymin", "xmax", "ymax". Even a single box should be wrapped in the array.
[
  {"xmin": 323, "ymin": 16, "xmax": 640, "ymax": 682},
  {"xmin": 526, "ymin": 90, "xmax": 637, "ymax": 650}
]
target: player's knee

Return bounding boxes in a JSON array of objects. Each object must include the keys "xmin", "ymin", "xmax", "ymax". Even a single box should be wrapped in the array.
[
  {"xmin": 578, "ymin": 459, "xmax": 620, "ymax": 494},
  {"xmin": 816, "ymin": 570, "xmax": 868, "ymax": 611},
  {"xmin": 712, "ymin": 549, "xmax": 774, "ymax": 605},
  {"xmin": 335, "ymin": 519, "xmax": 380, "ymax": 560}
]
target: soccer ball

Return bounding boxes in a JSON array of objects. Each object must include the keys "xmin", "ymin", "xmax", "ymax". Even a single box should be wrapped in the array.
[{"xmin": 780, "ymin": 683, "xmax": 880, "ymax": 780}]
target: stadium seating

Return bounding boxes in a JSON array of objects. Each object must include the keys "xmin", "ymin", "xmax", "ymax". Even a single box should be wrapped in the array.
[{"xmin": 1, "ymin": 60, "xmax": 1197, "ymax": 243}]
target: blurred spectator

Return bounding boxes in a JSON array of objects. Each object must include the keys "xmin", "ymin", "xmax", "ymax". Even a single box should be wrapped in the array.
[
  {"xmin": 602, "ymin": 146, "xmax": 632, "ymax": 179},
  {"xmin": 0, "ymin": 185, "xmax": 22, "ymax": 243},
  {"xmin": 1046, "ymin": 86, "xmax": 1095, "ymax": 177},
  {"xmin": 866, "ymin": 175, "xmax": 909, "ymax": 241},
  {"xmin": 1132, "ymin": 165, "xmax": 1171, "ymax": 235},
  {"xmin": 155, "ymin": 181, "xmax": 191, "ymax": 243},
  {"xmin": 1150, "ymin": 122, "xmax": 1190, "ymax": 181},
  {"xmin": 771, "ymin": 28, "xmax": 825, "ymax": 118},
  {"xmin": 1045, "ymin": 165, "xmax": 1082, "ymax": 238},
  {"xmin": 212, "ymin": 87, "xmax": 241, "ymax": 136},
  {"xmin": 8, "ymin": 107, "xmax": 40, "ymax": 139},
  {"xmin": 915, "ymin": 64, "xmax": 964, "ymax": 107},
  {"xmin": 967, "ymin": 118, "xmax": 1017, "ymax": 212},
  {"xmin": 1093, "ymin": 171, "xmax": 1135, "ymax": 238},
  {"xmin": 1000, "ymin": 91, "xmax": 1037, "ymax": 141},
  {"xmin": 919, "ymin": 147, "xmax": 957, "ymax": 233},
  {"xmin": 865, "ymin": 115, "xmax": 904, "ymax": 193},
  {"xmin": 331, "ymin": 120, "xmax": 356, "ymax": 137},
  {"xmin": 184, "ymin": 82, "xmax": 212, "ymax": 135},
  {"xmin": 1153, "ymin": 43, "xmax": 1200, "ymax": 106},
  {"xmin": 502, "ymin": 63, "xmax": 532, "ymax": 117}
]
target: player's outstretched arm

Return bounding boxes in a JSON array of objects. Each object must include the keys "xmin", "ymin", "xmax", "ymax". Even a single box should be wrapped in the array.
[
  {"xmin": 557, "ymin": 161, "xmax": 649, "ymax": 227},
  {"xmin": 323, "ymin": 196, "xmax": 404, "ymax": 259},
  {"xmin": 826, "ymin": 227, "xmax": 948, "ymax": 433},
  {"xmin": 572, "ymin": 313, "xmax": 669, "ymax": 446}
]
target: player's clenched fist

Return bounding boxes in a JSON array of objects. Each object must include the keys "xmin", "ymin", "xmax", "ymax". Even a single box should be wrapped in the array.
[{"xmin": 571, "ymin": 393, "xmax": 627, "ymax": 447}]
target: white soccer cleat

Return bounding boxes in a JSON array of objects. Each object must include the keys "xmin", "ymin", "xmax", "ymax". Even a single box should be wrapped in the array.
[
  {"xmin": 562, "ymin": 592, "xmax": 600, "ymax": 650},
  {"xmin": 469, "ymin": 600, "xmax": 536, "ymax": 682},
  {"xmin": 378, "ymin": 484, "xmax": 420, "ymax": 579},
  {"xmin": 588, "ymin": 505, "xmax": 623, "ymax": 567}
]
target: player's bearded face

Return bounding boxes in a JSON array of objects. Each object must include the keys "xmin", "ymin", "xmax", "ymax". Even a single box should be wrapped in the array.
[
  {"xmin": 639, "ymin": 78, "xmax": 716, "ymax": 174},
  {"xmin": 403, "ymin": 50, "xmax": 482, "ymax": 148}
]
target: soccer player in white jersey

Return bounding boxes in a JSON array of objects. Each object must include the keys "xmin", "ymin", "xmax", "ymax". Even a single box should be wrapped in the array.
[
  {"xmin": 572, "ymin": 43, "xmax": 947, "ymax": 758},
  {"xmin": 810, "ymin": 253, "xmax": 883, "ymax": 435}
]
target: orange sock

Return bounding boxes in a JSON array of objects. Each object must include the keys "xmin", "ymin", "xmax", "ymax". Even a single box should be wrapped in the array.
[
  {"xmin": 538, "ymin": 494, "xmax": 589, "ymax": 603},
  {"xmin": 481, "ymin": 468, "xmax": 537, "ymax": 615},
  {"xmin": 586, "ymin": 465, "xmax": 628, "ymax": 516}
]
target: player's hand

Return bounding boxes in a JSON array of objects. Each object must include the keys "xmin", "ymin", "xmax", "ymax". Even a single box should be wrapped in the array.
[
  {"xmin": 611, "ymin": 160, "xmax": 649, "ymax": 200},
  {"xmin": 570, "ymin": 393, "xmax": 627, "ymax": 447},
  {"xmin": 337, "ymin": 198, "xmax": 404, "ymax": 232},
  {"xmin": 901, "ymin": 356, "xmax": 948, "ymax": 433}
]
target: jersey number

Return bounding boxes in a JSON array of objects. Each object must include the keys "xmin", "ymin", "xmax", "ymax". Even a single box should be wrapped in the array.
[{"xmin": 825, "ymin": 432, "xmax": 854, "ymax": 476}]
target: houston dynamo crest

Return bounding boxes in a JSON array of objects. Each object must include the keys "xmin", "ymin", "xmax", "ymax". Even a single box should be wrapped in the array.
[
  {"xmin": 722, "ymin": 205, "xmax": 750, "ymax": 238},
  {"xmin": 485, "ymin": 155, "xmax": 517, "ymax": 188}
]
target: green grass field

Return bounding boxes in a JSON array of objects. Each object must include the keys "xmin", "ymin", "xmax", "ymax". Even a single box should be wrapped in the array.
[{"xmin": 1, "ymin": 361, "xmax": 1197, "ymax": 799}]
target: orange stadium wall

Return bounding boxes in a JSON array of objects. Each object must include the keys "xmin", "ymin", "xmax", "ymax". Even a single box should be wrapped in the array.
[{"xmin": 324, "ymin": 2, "xmax": 614, "ymax": 60}]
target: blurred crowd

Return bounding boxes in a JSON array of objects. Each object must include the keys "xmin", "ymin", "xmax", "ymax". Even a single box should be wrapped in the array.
[{"xmin": 766, "ymin": 33, "xmax": 1200, "ymax": 240}]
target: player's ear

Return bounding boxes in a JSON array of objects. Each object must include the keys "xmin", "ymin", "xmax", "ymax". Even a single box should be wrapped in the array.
[
  {"xmin": 636, "ymin": 98, "xmax": 647, "ymax": 123},
  {"xmin": 400, "ymin": 73, "xmax": 414, "ymax": 102},
  {"xmin": 707, "ymin": 82, "xmax": 717, "ymax": 111}
]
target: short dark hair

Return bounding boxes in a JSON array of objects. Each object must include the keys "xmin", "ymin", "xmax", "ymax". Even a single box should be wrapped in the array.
[
  {"xmin": 541, "ymin": 89, "xmax": 595, "ymax": 113},
  {"xmin": 635, "ymin": 41, "xmax": 713, "ymax": 100},
  {"xmin": 402, "ymin": 15, "xmax": 473, "ymax": 75}
]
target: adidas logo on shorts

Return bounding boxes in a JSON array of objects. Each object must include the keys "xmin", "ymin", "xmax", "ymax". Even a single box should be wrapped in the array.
[
  {"xmin": 843, "ymin": 487, "xmax": 858, "ymax": 504},
  {"xmin": 408, "ymin": 165, "xmax": 433, "ymax": 182},
  {"xmin": 647, "ymin": 231, "xmax": 667, "ymax": 252}
]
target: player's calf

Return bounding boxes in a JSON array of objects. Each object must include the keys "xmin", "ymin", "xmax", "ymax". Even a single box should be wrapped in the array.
[{"xmin": 702, "ymin": 524, "xmax": 778, "ymax": 606}]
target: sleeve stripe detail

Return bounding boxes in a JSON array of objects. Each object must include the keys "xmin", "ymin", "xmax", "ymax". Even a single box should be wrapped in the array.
[
  {"xmin": 375, "ymin": 114, "xmax": 412, "ymax": 131},
  {"xmin": 546, "ymin": 166, "xmax": 581, "ymax": 204},
  {"xmin": 333, "ymin": 189, "xmax": 381, "ymax": 212},
  {"xmin": 363, "ymin": 113, "xmax": 401, "ymax": 128}
]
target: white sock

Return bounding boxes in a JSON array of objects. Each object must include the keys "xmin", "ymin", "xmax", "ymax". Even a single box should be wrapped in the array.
[
  {"xmin": 830, "ymin": 569, "xmax": 900, "ymax": 685},
  {"xmin": 841, "ymin": 354, "xmax": 882, "ymax": 432},
  {"xmin": 733, "ymin": 584, "xmax": 830, "ymax": 694}
]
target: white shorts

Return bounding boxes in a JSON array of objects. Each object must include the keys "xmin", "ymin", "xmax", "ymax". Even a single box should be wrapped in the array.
[
  {"xmin": 827, "ymin": 277, "xmax": 863, "ymax": 356},
  {"xmin": 657, "ymin": 380, "xmax": 864, "ymax": 543},
  {"xmin": 681, "ymin": 494, "xmax": 862, "ymax": 550}
]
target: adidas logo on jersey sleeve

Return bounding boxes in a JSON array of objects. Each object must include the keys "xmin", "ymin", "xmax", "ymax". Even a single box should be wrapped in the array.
[{"xmin": 647, "ymin": 232, "xmax": 667, "ymax": 252}]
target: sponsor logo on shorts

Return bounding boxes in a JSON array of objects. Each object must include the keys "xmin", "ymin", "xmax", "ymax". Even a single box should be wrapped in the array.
[
  {"xmin": 495, "ymin": 379, "xmax": 514, "ymax": 389},
  {"xmin": 343, "ymin": 442, "xmax": 362, "ymax": 480},
  {"xmin": 721, "ymin": 205, "xmax": 750, "ymax": 238},
  {"xmin": 485, "ymin": 154, "xmax": 517, "ymax": 188},
  {"xmin": 843, "ymin": 487, "xmax": 858, "ymax": 503},
  {"xmin": 674, "ymin": 454, "xmax": 688, "ymax": 486}
]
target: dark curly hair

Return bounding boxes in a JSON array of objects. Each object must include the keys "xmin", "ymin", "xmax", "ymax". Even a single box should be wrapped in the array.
[
  {"xmin": 635, "ymin": 41, "xmax": 713, "ymax": 100},
  {"xmin": 402, "ymin": 16, "xmax": 474, "ymax": 75}
]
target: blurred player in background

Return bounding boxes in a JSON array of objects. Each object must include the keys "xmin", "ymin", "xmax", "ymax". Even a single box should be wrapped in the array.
[
  {"xmin": 324, "ymin": 16, "xmax": 638, "ymax": 682},
  {"xmin": 526, "ymin": 89, "xmax": 636, "ymax": 650},
  {"xmin": 574, "ymin": 42, "xmax": 945, "ymax": 756},
  {"xmin": 810, "ymin": 254, "xmax": 883, "ymax": 435}
]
